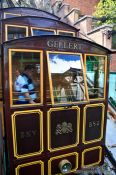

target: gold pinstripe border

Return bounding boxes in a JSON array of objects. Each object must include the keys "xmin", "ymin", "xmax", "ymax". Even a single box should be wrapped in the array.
[
  {"xmin": 4, "ymin": 12, "xmax": 21, "ymax": 19},
  {"xmin": 0, "ymin": 101, "xmax": 5, "ymax": 137},
  {"xmin": 84, "ymin": 54, "xmax": 107, "ymax": 101},
  {"xmin": 12, "ymin": 109, "xmax": 43, "ymax": 159},
  {"xmin": 48, "ymin": 152, "xmax": 78, "ymax": 175},
  {"xmin": 82, "ymin": 146, "xmax": 102, "ymax": 168},
  {"xmin": 57, "ymin": 30, "xmax": 75, "ymax": 36},
  {"xmin": 31, "ymin": 27, "xmax": 56, "ymax": 36},
  {"xmin": 9, "ymin": 49, "xmax": 43, "ymax": 107},
  {"xmin": 82, "ymin": 103, "xmax": 105, "ymax": 144},
  {"xmin": 47, "ymin": 51, "xmax": 89, "ymax": 105},
  {"xmin": 47, "ymin": 106, "xmax": 80, "ymax": 152},
  {"xmin": 5, "ymin": 24, "xmax": 28, "ymax": 41},
  {"xmin": 15, "ymin": 160, "xmax": 44, "ymax": 175}
]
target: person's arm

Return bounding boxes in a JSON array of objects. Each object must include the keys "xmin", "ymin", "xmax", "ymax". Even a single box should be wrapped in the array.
[
  {"xmin": 24, "ymin": 92, "xmax": 36, "ymax": 104},
  {"xmin": 19, "ymin": 76, "xmax": 36, "ymax": 104}
]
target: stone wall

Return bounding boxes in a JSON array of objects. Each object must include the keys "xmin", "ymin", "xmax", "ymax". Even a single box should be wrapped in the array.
[
  {"xmin": 110, "ymin": 54, "xmax": 116, "ymax": 72},
  {"xmin": 51, "ymin": 1, "xmax": 116, "ymax": 72},
  {"xmin": 51, "ymin": 0, "xmax": 99, "ymax": 15}
]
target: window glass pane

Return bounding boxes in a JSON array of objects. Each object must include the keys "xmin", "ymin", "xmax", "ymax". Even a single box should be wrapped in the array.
[
  {"xmin": 58, "ymin": 31, "xmax": 74, "ymax": 37},
  {"xmin": 0, "ymin": 58, "xmax": 2, "ymax": 100},
  {"xmin": 7, "ymin": 26, "xmax": 27, "ymax": 40},
  {"xmin": 11, "ymin": 51, "xmax": 41, "ymax": 105},
  {"xmin": 32, "ymin": 29, "xmax": 55, "ymax": 36},
  {"xmin": 46, "ymin": 70, "xmax": 51, "ymax": 104},
  {"xmin": 112, "ymin": 34, "xmax": 116, "ymax": 49},
  {"xmin": 48, "ymin": 52, "xmax": 87, "ymax": 103},
  {"xmin": 86, "ymin": 55, "xmax": 106, "ymax": 99},
  {"xmin": 4, "ymin": 13, "xmax": 21, "ymax": 18}
]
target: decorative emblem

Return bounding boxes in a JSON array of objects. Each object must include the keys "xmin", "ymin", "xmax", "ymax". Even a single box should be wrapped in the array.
[
  {"xmin": 55, "ymin": 122, "xmax": 73, "ymax": 135},
  {"xmin": 89, "ymin": 121, "xmax": 100, "ymax": 128},
  {"xmin": 20, "ymin": 130, "xmax": 37, "ymax": 139}
]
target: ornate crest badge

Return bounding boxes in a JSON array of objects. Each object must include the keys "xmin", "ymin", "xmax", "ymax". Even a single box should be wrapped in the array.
[{"xmin": 55, "ymin": 122, "xmax": 73, "ymax": 135}]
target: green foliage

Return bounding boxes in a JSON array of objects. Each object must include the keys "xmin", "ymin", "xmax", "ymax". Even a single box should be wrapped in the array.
[
  {"xmin": 93, "ymin": 0, "xmax": 116, "ymax": 26},
  {"xmin": 109, "ymin": 96, "xmax": 116, "ymax": 108}
]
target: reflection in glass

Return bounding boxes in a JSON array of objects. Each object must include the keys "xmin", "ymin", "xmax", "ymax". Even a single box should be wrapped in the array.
[
  {"xmin": 32, "ymin": 29, "xmax": 55, "ymax": 36},
  {"xmin": 86, "ymin": 55, "xmax": 106, "ymax": 99},
  {"xmin": 11, "ymin": 51, "xmax": 41, "ymax": 105},
  {"xmin": 112, "ymin": 34, "xmax": 116, "ymax": 49},
  {"xmin": 58, "ymin": 31, "xmax": 74, "ymax": 37},
  {"xmin": 0, "ymin": 58, "xmax": 2, "ymax": 100},
  {"xmin": 48, "ymin": 53, "xmax": 87, "ymax": 103},
  {"xmin": 7, "ymin": 26, "xmax": 27, "ymax": 40},
  {"xmin": 5, "ymin": 13, "xmax": 21, "ymax": 18}
]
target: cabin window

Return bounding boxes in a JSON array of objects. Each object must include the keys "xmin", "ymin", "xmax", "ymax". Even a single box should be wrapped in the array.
[
  {"xmin": 4, "ymin": 13, "xmax": 21, "ymax": 18},
  {"xmin": 85, "ymin": 55, "xmax": 106, "ymax": 99},
  {"xmin": 5, "ymin": 25, "xmax": 28, "ymax": 41},
  {"xmin": 47, "ymin": 52, "xmax": 87, "ymax": 104},
  {"xmin": 112, "ymin": 34, "xmax": 116, "ymax": 49},
  {"xmin": 57, "ymin": 30, "xmax": 75, "ymax": 37},
  {"xmin": 32, "ymin": 28, "xmax": 55, "ymax": 36},
  {"xmin": 0, "ymin": 59, "xmax": 2, "ymax": 100},
  {"xmin": 111, "ymin": 25, "xmax": 116, "ymax": 49},
  {"xmin": 9, "ymin": 50, "xmax": 43, "ymax": 106}
]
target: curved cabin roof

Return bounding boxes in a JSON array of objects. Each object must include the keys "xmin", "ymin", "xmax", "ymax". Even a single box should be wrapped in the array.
[
  {"xmin": 0, "ymin": 7, "xmax": 60, "ymax": 20},
  {"xmin": 0, "ymin": 7, "xmax": 79, "ymax": 43},
  {"xmin": 1, "ymin": 15, "xmax": 79, "ymax": 43},
  {"xmin": 2, "ymin": 15, "xmax": 78, "ymax": 32},
  {"xmin": 3, "ymin": 35, "xmax": 112, "ymax": 55}
]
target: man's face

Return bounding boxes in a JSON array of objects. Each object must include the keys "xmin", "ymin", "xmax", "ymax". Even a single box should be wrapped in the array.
[
  {"xmin": 16, "ymin": 69, "xmax": 20, "ymax": 77},
  {"xmin": 27, "ymin": 69, "xmax": 34, "ymax": 78}
]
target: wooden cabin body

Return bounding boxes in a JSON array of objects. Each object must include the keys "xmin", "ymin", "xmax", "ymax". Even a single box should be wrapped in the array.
[{"xmin": 0, "ymin": 7, "xmax": 112, "ymax": 175}]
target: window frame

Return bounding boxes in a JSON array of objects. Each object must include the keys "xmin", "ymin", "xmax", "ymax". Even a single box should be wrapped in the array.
[
  {"xmin": 4, "ymin": 12, "xmax": 21, "ymax": 19},
  {"xmin": 5, "ymin": 24, "xmax": 29, "ymax": 41},
  {"xmin": 57, "ymin": 30, "xmax": 75, "ymax": 37},
  {"xmin": 9, "ymin": 49, "xmax": 43, "ymax": 107},
  {"xmin": 111, "ymin": 34, "xmax": 116, "ymax": 49},
  {"xmin": 84, "ymin": 54, "xmax": 107, "ymax": 101},
  {"xmin": 31, "ymin": 27, "xmax": 56, "ymax": 36},
  {"xmin": 47, "ymin": 51, "xmax": 89, "ymax": 105}
]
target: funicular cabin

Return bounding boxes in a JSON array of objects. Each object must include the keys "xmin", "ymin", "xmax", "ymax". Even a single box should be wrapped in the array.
[{"xmin": 0, "ymin": 7, "xmax": 112, "ymax": 175}]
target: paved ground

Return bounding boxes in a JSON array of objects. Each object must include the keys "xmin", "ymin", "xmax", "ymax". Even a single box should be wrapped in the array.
[
  {"xmin": 106, "ymin": 116, "xmax": 116, "ymax": 160},
  {"xmin": 74, "ymin": 116, "xmax": 116, "ymax": 175},
  {"xmin": 74, "ymin": 156, "xmax": 116, "ymax": 175}
]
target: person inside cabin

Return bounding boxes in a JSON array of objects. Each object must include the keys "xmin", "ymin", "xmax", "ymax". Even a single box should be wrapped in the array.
[{"xmin": 14, "ymin": 65, "xmax": 37, "ymax": 104}]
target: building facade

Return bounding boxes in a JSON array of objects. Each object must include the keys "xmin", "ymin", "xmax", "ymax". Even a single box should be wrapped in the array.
[
  {"xmin": 51, "ymin": 0, "xmax": 116, "ymax": 72},
  {"xmin": 51, "ymin": 0, "xmax": 99, "ymax": 15}
]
